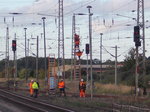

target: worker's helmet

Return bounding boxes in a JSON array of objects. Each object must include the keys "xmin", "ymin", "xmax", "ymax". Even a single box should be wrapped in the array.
[
  {"xmin": 31, "ymin": 79, "xmax": 34, "ymax": 82},
  {"xmin": 61, "ymin": 79, "xmax": 63, "ymax": 81},
  {"xmin": 81, "ymin": 79, "xmax": 84, "ymax": 81}
]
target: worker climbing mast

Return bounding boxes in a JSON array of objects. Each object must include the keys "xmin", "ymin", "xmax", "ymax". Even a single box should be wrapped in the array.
[
  {"xmin": 71, "ymin": 14, "xmax": 83, "ymax": 81},
  {"xmin": 74, "ymin": 34, "xmax": 83, "ymax": 80}
]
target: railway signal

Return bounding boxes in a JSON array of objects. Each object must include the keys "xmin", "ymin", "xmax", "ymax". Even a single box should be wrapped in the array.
[
  {"xmin": 12, "ymin": 39, "xmax": 17, "ymax": 90},
  {"xmin": 134, "ymin": 25, "xmax": 141, "ymax": 96},
  {"xmin": 134, "ymin": 26, "xmax": 141, "ymax": 47},
  {"xmin": 12, "ymin": 40, "xmax": 16, "ymax": 51},
  {"xmin": 85, "ymin": 44, "xmax": 89, "ymax": 54}
]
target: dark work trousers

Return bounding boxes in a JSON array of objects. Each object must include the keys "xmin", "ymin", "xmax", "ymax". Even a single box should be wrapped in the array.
[
  {"xmin": 33, "ymin": 89, "xmax": 38, "ymax": 98},
  {"xmin": 59, "ymin": 88, "xmax": 66, "ymax": 96}
]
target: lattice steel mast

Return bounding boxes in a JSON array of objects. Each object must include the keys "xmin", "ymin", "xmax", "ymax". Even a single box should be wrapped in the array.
[
  {"xmin": 137, "ymin": 0, "xmax": 146, "ymax": 94},
  {"xmin": 71, "ymin": 14, "xmax": 75, "ymax": 81},
  {"xmin": 58, "ymin": 0, "xmax": 65, "ymax": 79},
  {"xmin": 137, "ymin": 0, "xmax": 145, "ymax": 73},
  {"xmin": 5, "ymin": 27, "xmax": 9, "ymax": 81}
]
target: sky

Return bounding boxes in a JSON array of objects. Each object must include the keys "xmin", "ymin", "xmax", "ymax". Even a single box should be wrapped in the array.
[{"xmin": 0, "ymin": 0, "xmax": 150, "ymax": 62}]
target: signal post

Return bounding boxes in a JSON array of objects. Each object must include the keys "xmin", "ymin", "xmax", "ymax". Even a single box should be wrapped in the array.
[
  {"xmin": 12, "ymin": 40, "xmax": 17, "ymax": 90},
  {"xmin": 85, "ymin": 44, "xmax": 89, "ymax": 84},
  {"xmin": 134, "ymin": 26, "xmax": 141, "ymax": 96}
]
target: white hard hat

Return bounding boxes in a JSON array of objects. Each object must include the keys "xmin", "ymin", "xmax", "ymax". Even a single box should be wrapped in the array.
[
  {"xmin": 81, "ymin": 79, "xmax": 84, "ymax": 81},
  {"xmin": 31, "ymin": 80, "xmax": 33, "ymax": 82}
]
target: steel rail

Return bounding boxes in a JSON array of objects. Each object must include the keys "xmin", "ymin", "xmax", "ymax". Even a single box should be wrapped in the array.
[
  {"xmin": 0, "ymin": 94, "xmax": 48, "ymax": 112},
  {"xmin": 0, "ymin": 89, "xmax": 75, "ymax": 112},
  {"xmin": 1, "ymin": 86, "xmax": 149, "ymax": 112}
]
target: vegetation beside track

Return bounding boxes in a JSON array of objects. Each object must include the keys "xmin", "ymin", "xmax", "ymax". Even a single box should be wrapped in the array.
[{"xmin": 1, "ymin": 79, "xmax": 150, "ymax": 112}]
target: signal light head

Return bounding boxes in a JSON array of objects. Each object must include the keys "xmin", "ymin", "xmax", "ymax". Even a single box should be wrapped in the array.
[
  {"xmin": 85, "ymin": 44, "xmax": 89, "ymax": 54},
  {"xmin": 134, "ymin": 26, "xmax": 141, "ymax": 47},
  {"xmin": 12, "ymin": 40, "xmax": 16, "ymax": 51}
]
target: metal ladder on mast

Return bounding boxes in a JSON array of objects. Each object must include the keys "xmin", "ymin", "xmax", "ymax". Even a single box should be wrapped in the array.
[
  {"xmin": 74, "ymin": 32, "xmax": 82, "ymax": 81},
  {"xmin": 48, "ymin": 54, "xmax": 57, "ymax": 95}
]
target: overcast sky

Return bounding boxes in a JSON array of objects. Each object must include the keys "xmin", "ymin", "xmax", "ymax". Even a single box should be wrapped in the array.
[{"xmin": 0, "ymin": 0, "xmax": 150, "ymax": 62}]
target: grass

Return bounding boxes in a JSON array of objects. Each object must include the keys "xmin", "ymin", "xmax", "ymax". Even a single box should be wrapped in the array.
[
  {"xmin": 1, "ymin": 78, "xmax": 133, "ymax": 96},
  {"xmin": 93, "ymin": 83, "xmax": 132, "ymax": 95},
  {"xmin": 1, "ymin": 78, "xmax": 150, "ymax": 111},
  {"xmin": 42, "ymin": 97, "xmax": 111, "ymax": 112},
  {"xmin": 0, "ymin": 78, "xmax": 7, "ymax": 82}
]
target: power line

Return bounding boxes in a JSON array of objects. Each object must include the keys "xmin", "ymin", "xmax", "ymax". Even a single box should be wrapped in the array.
[{"xmin": 64, "ymin": 0, "xmax": 96, "ymax": 16}]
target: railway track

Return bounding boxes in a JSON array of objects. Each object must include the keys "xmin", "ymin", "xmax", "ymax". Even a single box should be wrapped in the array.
[
  {"xmin": 0, "ymin": 86, "xmax": 150, "ymax": 112},
  {"xmin": 0, "ymin": 89, "xmax": 75, "ymax": 112},
  {"xmin": 0, "ymin": 87, "xmax": 120, "ymax": 112}
]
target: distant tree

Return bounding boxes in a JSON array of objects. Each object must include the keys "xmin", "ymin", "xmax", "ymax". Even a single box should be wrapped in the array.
[
  {"xmin": 104, "ymin": 59, "xmax": 115, "ymax": 65},
  {"xmin": 118, "ymin": 48, "xmax": 146, "ymax": 86},
  {"xmin": 38, "ymin": 69, "xmax": 45, "ymax": 79},
  {"xmin": 29, "ymin": 70, "xmax": 35, "ymax": 78},
  {"xmin": 123, "ymin": 48, "xmax": 135, "ymax": 71},
  {"xmin": 119, "ymin": 48, "xmax": 135, "ymax": 84},
  {"xmin": 0, "ymin": 71, "xmax": 5, "ymax": 78},
  {"xmin": 0, "ymin": 59, "xmax": 5, "ymax": 71},
  {"xmin": 146, "ymin": 60, "xmax": 150, "ymax": 74},
  {"xmin": 18, "ymin": 69, "xmax": 26, "ymax": 79}
]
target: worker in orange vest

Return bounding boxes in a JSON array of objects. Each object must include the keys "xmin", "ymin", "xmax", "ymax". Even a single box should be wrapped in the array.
[
  {"xmin": 79, "ymin": 79, "xmax": 86, "ymax": 97},
  {"xmin": 29, "ymin": 80, "xmax": 34, "ymax": 97},
  {"xmin": 58, "ymin": 79, "xmax": 66, "ymax": 96},
  {"xmin": 74, "ymin": 34, "xmax": 80, "ymax": 47}
]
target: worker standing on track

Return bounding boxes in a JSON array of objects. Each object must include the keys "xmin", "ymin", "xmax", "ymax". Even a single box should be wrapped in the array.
[
  {"xmin": 29, "ymin": 80, "xmax": 34, "ymax": 97},
  {"xmin": 79, "ymin": 79, "xmax": 86, "ymax": 97},
  {"xmin": 58, "ymin": 79, "xmax": 66, "ymax": 97},
  {"xmin": 32, "ymin": 81, "xmax": 39, "ymax": 98}
]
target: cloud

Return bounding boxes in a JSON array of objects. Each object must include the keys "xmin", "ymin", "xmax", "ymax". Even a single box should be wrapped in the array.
[
  {"xmin": 1, "ymin": 0, "xmax": 150, "ymax": 23},
  {"xmin": 1, "ymin": 0, "xmax": 150, "ymax": 60}
]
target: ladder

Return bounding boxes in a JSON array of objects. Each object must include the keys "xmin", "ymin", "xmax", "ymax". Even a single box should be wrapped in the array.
[
  {"xmin": 74, "ymin": 58, "xmax": 81, "ymax": 80},
  {"xmin": 48, "ymin": 54, "xmax": 57, "ymax": 95},
  {"xmin": 73, "ymin": 33, "xmax": 82, "ymax": 81}
]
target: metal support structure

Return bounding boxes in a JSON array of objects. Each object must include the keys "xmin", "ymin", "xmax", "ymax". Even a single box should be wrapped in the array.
[
  {"xmin": 100, "ymin": 33, "xmax": 103, "ymax": 82},
  {"xmin": 87, "ymin": 5, "xmax": 93, "ymax": 99},
  {"xmin": 36, "ymin": 36, "xmax": 39, "ymax": 81},
  {"xmin": 58, "ymin": 0, "xmax": 65, "ymax": 80},
  {"xmin": 111, "ymin": 45, "xmax": 119, "ymax": 85},
  {"xmin": 137, "ymin": 0, "xmax": 146, "ymax": 94},
  {"xmin": 71, "ymin": 13, "xmax": 87, "ymax": 81},
  {"xmin": 5, "ymin": 27, "xmax": 9, "ymax": 87},
  {"xmin": 135, "ymin": 46, "xmax": 139, "ymax": 96},
  {"xmin": 41, "ymin": 33, "xmax": 43, "ymax": 39},
  {"xmin": 14, "ymin": 33, "xmax": 17, "ymax": 78},
  {"xmin": 13, "ymin": 50, "xmax": 17, "ymax": 90},
  {"xmin": 71, "ymin": 14, "xmax": 75, "ymax": 81},
  {"xmin": 79, "ymin": 57, "xmax": 81, "ymax": 80},
  {"xmin": 86, "ymin": 54, "xmax": 89, "ymax": 83},
  {"xmin": 137, "ymin": 0, "xmax": 145, "ymax": 70},
  {"xmin": 48, "ymin": 54, "xmax": 56, "ymax": 92},
  {"xmin": 26, "ymin": 39, "xmax": 29, "ymax": 79},
  {"xmin": 42, "ymin": 17, "xmax": 47, "ymax": 85},
  {"xmin": 115, "ymin": 45, "xmax": 118, "ymax": 85},
  {"xmin": 27, "ymin": 39, "xmax": 30, "ymax": 57},
  {"xmin": 24, "ymin": 28, "xmax": 27, "ymax": 82}
]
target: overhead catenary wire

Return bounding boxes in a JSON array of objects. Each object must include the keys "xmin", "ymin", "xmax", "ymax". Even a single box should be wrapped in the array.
[
  {"xmin": 64, "ymin": 0, "xmax": 96, "ymax": 16},
  {"xmin": 0, "ymin": 0, "xmax": 150, "ymax": 62}
]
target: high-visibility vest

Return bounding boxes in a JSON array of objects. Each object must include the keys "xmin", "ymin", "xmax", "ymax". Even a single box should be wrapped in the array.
[
  {"xmin": 29, "ymin": 82, "xmax": 33, "ymax": 89},
  {"xmin": 74, "ymin": 34, "xmax": 80, "ymax": 45},
  {"xmin": 58, "ymin": 81, "xmax": 65, "ymax": 88},
  {"xmin": 79, "ymin": 81, "xmax": 86, "ymax": 90},
  {"xmin": 32, "ymin": 82, "xmax": 38, "ymax": 89}
]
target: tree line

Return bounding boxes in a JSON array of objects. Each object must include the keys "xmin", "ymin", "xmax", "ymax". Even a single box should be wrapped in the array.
[{"xmin": 0, "ymin": 49, "xmax": 150, "ymax": 89}]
